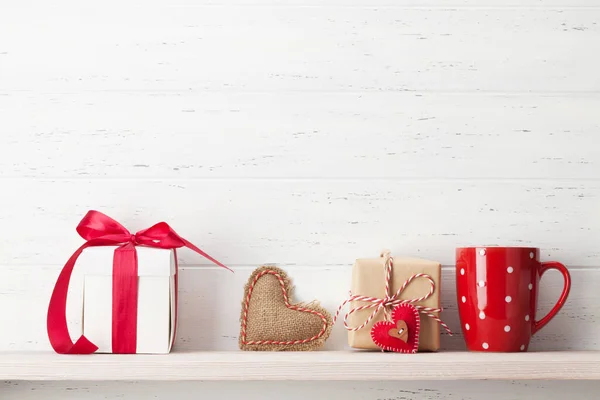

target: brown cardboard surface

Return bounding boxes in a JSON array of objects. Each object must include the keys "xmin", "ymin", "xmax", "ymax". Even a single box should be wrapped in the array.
[{"xmin": 348, "ymin": 256, "xmax": 441, "ymax": 351}]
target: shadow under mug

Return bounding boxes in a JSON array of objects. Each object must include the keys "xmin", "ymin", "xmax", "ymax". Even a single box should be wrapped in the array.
[{"xmin": 456, "ymin": 247, "xmax": 571, "ymax": 352}]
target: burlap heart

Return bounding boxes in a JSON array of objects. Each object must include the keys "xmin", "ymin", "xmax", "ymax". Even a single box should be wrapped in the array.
[{"xmin": 239, "ymin": 266, "xmax": 332, "ymax": 351}]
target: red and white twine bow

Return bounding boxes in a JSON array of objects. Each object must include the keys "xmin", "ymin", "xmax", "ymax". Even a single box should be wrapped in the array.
[{"xmin": 333, "ymin": 252, "xmax": 452, "ymax": 335}]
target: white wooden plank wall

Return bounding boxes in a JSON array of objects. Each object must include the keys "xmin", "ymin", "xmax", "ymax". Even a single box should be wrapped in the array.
[{"xmin": 1, "ymin": 0, "xmax": 599, "ymax": 398}]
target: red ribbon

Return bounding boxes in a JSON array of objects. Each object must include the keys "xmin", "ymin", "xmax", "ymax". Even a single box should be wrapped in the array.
[{"xmin": 47, "ymin": 210, "xmax": 231, "ymax": 354}]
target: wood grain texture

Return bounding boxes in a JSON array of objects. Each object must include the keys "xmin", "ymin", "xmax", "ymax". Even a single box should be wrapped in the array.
[
  {"xmin": 1, "ymin": 8, "xmax": 599, "ymax": 92},
  {"xmin": 0, "ymin": 266, "xmax": 595, "ymax": 352},
  {"xmin": 0, "ymin": 180, "xmax": 598, "ymax": 266},
  {"xmin": 3, "ymin": 380, "xmax": 600, "ymax": 400},
  {"xmin": 2, "ymin": 351, "xmax": 600, "ymax": 381},
  {"xmin": 5, "ymin": 1, "xmax": 600, "ymax": 6},
  {"xmin": 1, "ymin": 93, "xmax": 598, "ymax": 179}
]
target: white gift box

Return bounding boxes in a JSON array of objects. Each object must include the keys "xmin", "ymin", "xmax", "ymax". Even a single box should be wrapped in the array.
[{"xmin": 74, "ymin": 246, "xmax": 177, "ymax": 354}]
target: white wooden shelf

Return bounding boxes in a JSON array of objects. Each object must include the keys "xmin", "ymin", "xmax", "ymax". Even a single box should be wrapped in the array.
[{"xmin": 1, "ymin": 351, "xmax": 599, "ymax": 381}]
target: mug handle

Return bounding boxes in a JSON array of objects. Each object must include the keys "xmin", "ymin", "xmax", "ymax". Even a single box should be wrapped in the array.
[{"xmin": 532, "ymin": 261, "xmax": 571, "ymax": 335}]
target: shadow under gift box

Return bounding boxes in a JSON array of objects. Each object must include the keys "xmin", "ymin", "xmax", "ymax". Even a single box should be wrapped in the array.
[
  {"xmin": 73, "ymin": 246, "xmax": 177, "ymax": 354},
  {"xmin": 348, "ymin": 257, "xmax": 442, "ymax": 351}
]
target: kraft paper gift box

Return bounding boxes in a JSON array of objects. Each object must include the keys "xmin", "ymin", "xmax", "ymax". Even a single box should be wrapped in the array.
[
  {"xmin": 77, "ymin": 246, "xmax": 177, "ymax": 354},
  {"xmin": 348, "ymin": 256, "xmax": 442, "ymax": 351}
]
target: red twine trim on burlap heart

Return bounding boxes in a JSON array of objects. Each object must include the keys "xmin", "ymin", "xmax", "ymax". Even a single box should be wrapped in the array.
[{"xmin": 240, "ymin": 269, "xmax": 329, "ymax": 346}]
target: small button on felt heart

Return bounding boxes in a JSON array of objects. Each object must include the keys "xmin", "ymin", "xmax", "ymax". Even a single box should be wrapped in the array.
[
  {"xmin": 388, "ymin": 320, "xmax": 409, "ymax": 342},
  {"xmin": 371, "ymin": 304, "xmax": 420, "ymax": 353}
]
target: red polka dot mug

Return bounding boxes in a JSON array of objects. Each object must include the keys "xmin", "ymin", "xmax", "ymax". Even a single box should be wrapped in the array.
[{"xmin": 456, "ymin": 247, "xmax": 571, "ymax": 352}]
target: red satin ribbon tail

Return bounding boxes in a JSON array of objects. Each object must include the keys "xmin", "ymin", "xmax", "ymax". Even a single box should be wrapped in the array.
[
  {"xmin": 69, "ymin": 335, "xmax": 99, "ymax": 355},
  {"xmin": 182, "ymin": 238, "xmax": 233, "ymax": 272},
  {"xmin": 47, "ymin": 243, "xmax": 99, "ymax": 354}
]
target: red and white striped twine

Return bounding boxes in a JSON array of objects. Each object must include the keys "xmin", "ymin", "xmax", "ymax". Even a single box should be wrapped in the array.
[{"xmin": 333, "ymin": 252, "xmax": 453, "ymax": 336}]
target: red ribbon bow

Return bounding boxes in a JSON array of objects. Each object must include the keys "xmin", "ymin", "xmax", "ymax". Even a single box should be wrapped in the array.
[{"xmin": 47, "ymin": 210, "xmax": 231, "ymax": 354}]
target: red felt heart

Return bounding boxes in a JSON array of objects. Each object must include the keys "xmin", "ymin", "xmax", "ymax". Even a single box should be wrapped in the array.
[{"xmin": 370, "ymin": 304, "xmax": 420, "ymax": 353}]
